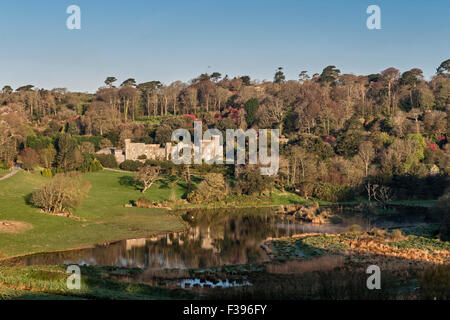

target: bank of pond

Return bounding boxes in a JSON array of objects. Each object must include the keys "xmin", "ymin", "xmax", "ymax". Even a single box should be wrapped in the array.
[{"xmin": 1, "ymin": 205, "xmax": 448, "ymax": 300}]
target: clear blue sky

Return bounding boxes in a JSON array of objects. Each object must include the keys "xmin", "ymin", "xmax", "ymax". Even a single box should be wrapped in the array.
[{"xmin": 0, "ymin": 0, "xmax": 448, "ymax": 92}]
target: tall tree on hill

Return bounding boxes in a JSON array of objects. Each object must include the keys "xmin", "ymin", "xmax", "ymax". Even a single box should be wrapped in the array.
[
  {"xmin": 96, "ymin": 87, "xmax": 120, "ymax": 111},
  {"xmin": 193, "ymin": 73, "xmax": 211, "ymax": 83},
  {"xmin": 240, "ymin": 75, "xmax": 251, "ymax": 86},
  {"xmin": 104, "ymin": 77, "xmax": 117, "ymax": 88},
  {"xmin": 56, "ymin": 133, "xmax": 81, "ymax": 171},
  {"xmin": 436, "ymin": 59, "xmax": 450, "ymax": 77},
  {"xmin": 2, "ymin": 85, "xmax": 13, "ymax": 94},
  {"xmin": 298, "ymin": 71, "xmax": 310, "ymax": 83},
  {"xmin": 159, "ymin": 85, "xmax": 173, "ymax": 116},
  {"xmin": 168, "ymin": 81, "xmax": 184, "ymax": 115},
  {"xmin": 400, "ymin": 68, "xmax": 424, "ymax": 108},
  {"xmin": 83, "ymin": 101, "xmax": 120, "ymax": 136},
  {"xmin": 357, "ymin": 141, "xmax": 375, "ymax": 177},
  {"xmin": 210, "ymin": 72, "xmax": 222, "ymax": 82},
  {"xmin": 118, "ymin": 86, "xmax": 138, "ymax": 122},
  {"xmin": 318, "ymin": 66, "xmax": 340, "ymax": 84},
  {"xmin": 244, "ymin": 98, "xmax": 259, "ymax": 128},
  {"xmin": 0, "ymin": 122, "xmax": 18, "ymax": 165},
  {"xmin": 380, "ymin": 67, "xmax": 400, "ymax": 115},
  {"xmin": 137, "ymin": 81, "xmax": 162, "ymax": 117},
  {"xmin": 274, "ymin": 67, "xmax": 286, "ymax": 84},
  {"xmin": 16, "ymin": 85, "xmax": 34, "ymax": 92},
  {"xmin": 15, "ymin": 85, "xmax": 37, "ymax": 117},
  {"xmin": 196, "ymin": 80, "xmax": 215, "ymax": 112},
  {"xmin": 213, "ymin": 86, "xmax": 232, "ymax": 111},
  {"xmin": 179, "ymin": 87, "xmax": 198, "ymax": 114},
  {"xmin": 120, "ymin": 78, "xmax": 136, "ymax": 87}
]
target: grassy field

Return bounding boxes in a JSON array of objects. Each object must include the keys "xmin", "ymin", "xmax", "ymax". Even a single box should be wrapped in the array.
[
  {"xmin": 267, "ymin": 231, "xmax": 450, "ymax": 264},
  {"xmin": 0, "ymin": 265, "xmax": 195, "ymax": 300},
  {"xmin": 0, "ymin": 170, "xmax": 186, "ymax": 259},
  {"xmin": 0, "ymin": 168, "xmax": 322, "ymax": 260}
]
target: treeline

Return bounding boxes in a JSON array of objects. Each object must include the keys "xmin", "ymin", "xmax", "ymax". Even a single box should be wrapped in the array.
[{"xmin": 0, "ymin": 60, "xmax": 449, "ymax": 201}]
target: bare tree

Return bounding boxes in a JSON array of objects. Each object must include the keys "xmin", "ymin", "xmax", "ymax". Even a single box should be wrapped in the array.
[
  {"xmin": 365, "ymin": 183, "xmax": 393, "ymax": 209},
  {"xmin": 135, "ymin": 165, "xmax": 162, "ymax": 193},
  {"xmin": 31, "ymin": 172, "xmax": 90, "ymax": 214},
  {"xmin": 118, "ymin": 86, "xmax": 138, "ymax": 122},
  {"xmin": 357, "ymin": 141, "xmax": 375, "ymax": 176},
  {"xmin": 381, "ymin": 67, "xmax": 400, "ymax": 114}
]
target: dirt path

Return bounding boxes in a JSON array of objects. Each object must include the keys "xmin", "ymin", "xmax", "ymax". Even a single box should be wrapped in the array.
[{"xmin": 0, "ymin": 167, "xmax": 19, "ymax": 181}]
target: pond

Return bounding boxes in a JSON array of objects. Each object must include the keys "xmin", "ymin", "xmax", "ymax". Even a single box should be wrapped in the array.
[{"xmin": 3, "ymin": 206, "xmax": 428, "ymax": 270}]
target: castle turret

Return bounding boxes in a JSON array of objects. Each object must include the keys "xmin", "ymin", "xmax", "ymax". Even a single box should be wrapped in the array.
[{"xmin": 124, "ymin": 139, "xmax": 131, "ymax": 161}]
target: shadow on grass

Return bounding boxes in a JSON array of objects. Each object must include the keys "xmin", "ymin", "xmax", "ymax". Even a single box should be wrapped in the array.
[
  {"xmin": 24, "ymin": 193, "xmax": 33, "ymax": 206},
  {"xmin": 119, "ymin": 175, "xmax": 136, "ymax": 187},
  {"xmin": 118, "ymin": 175, "xmax": 144, "ymax": 192}
]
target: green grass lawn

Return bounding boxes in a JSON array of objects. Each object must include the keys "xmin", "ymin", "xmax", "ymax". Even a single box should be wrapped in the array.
[
  {"xmin": 0, "ymin": 170, "xmax": 186, "ymax": 259},
  {"xmin": 0, "ymin": 168, "xmax": 12, "ymax": 178}
]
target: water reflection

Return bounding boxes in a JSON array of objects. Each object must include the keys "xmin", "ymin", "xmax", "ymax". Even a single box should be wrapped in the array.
[
  {"xmin": 179, "ymin": 278, "xmax": 252, "ymax": 289},
  {"xmin": 3, "ymin": 207, "xmax": 425, "ymax": 270}
]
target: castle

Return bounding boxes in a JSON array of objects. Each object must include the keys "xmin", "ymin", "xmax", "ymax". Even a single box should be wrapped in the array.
[{"xmin": 97, "ymin": 137, "xmax": 221, "ymax": 164}]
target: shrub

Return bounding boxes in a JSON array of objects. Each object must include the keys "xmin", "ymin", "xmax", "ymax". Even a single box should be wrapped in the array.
[
  {"xmin": 80, "ymin": 141, "xmax": 95, "ymax": 154},
  {"xmin": 31, "ymin": 172, "xmax": 90, "ymax": 214},
  {"xmin": 120, "ymin": 160, "xmax": 143, "ymax": 172},
  {"xmin": 26, "ymin": 135, "xmax": 52, "ymax": 150},
  {"xmin": 96, "ymin": 154, "xmax": 118, "ymax": 168},
  {"xmin": 0, "ymin": 162, "xmax": 10, "ymax": 170},
  {"xmin": 38, "ymin": 146, "xmax": 56, "ymax": 168},
  {"xmin": 89, "ymin": 158, "xmax": 103, "ymax": 172},
  {"xmin": 311, "ymin": 183, "xmax": 354, "ymax": 202},
  {"xmin": 135, "ymin": 197, "xmax": 155, "ymax": 208},
  {"xmin": 73, "ymin": 135, "xmax": 104, "ymax": 150},
  {"xmin": 390, "ymin": 229, "xmax": 404, "ymax": 240},
  {"xmin": 296, "ymin": 182, "xmax": 314, "ymax": 199},
  {"xmin": 235, "ymin": 166, "xmax": 274, "ymax": 196},
  {"xmin": 18, "ymin": 148, "xmax": 40, "ymax": 171},
  {"xmin": 98, "ymin": 138, "xmax": 113, "ymax": 149},
  {"xmin": 244, "ymin": 98, "xmax": 259, "ymax": 127},
  {"xmin": 371, "ymin": 228, "xmax": 386, "ymax": 237},
  {"xmin": 41, "ymin": 168, "xmax": 53, "ymax": 178},
  {"xmin": 137, "ymin": 154, "xmax": 147, "ymax": 160},
  {"xmin": 188, "ymin": 173, "xmax": 229, "ymax": 204}
]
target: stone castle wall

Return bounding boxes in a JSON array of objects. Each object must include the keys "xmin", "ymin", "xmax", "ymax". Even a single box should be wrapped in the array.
[
  {"xmin": 98, "ymin": 137, "xmax": 222, "ymax": 164},
  {"xmin": 124, "ymin": 139, "xmax": 171, "ymax": 161}
]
